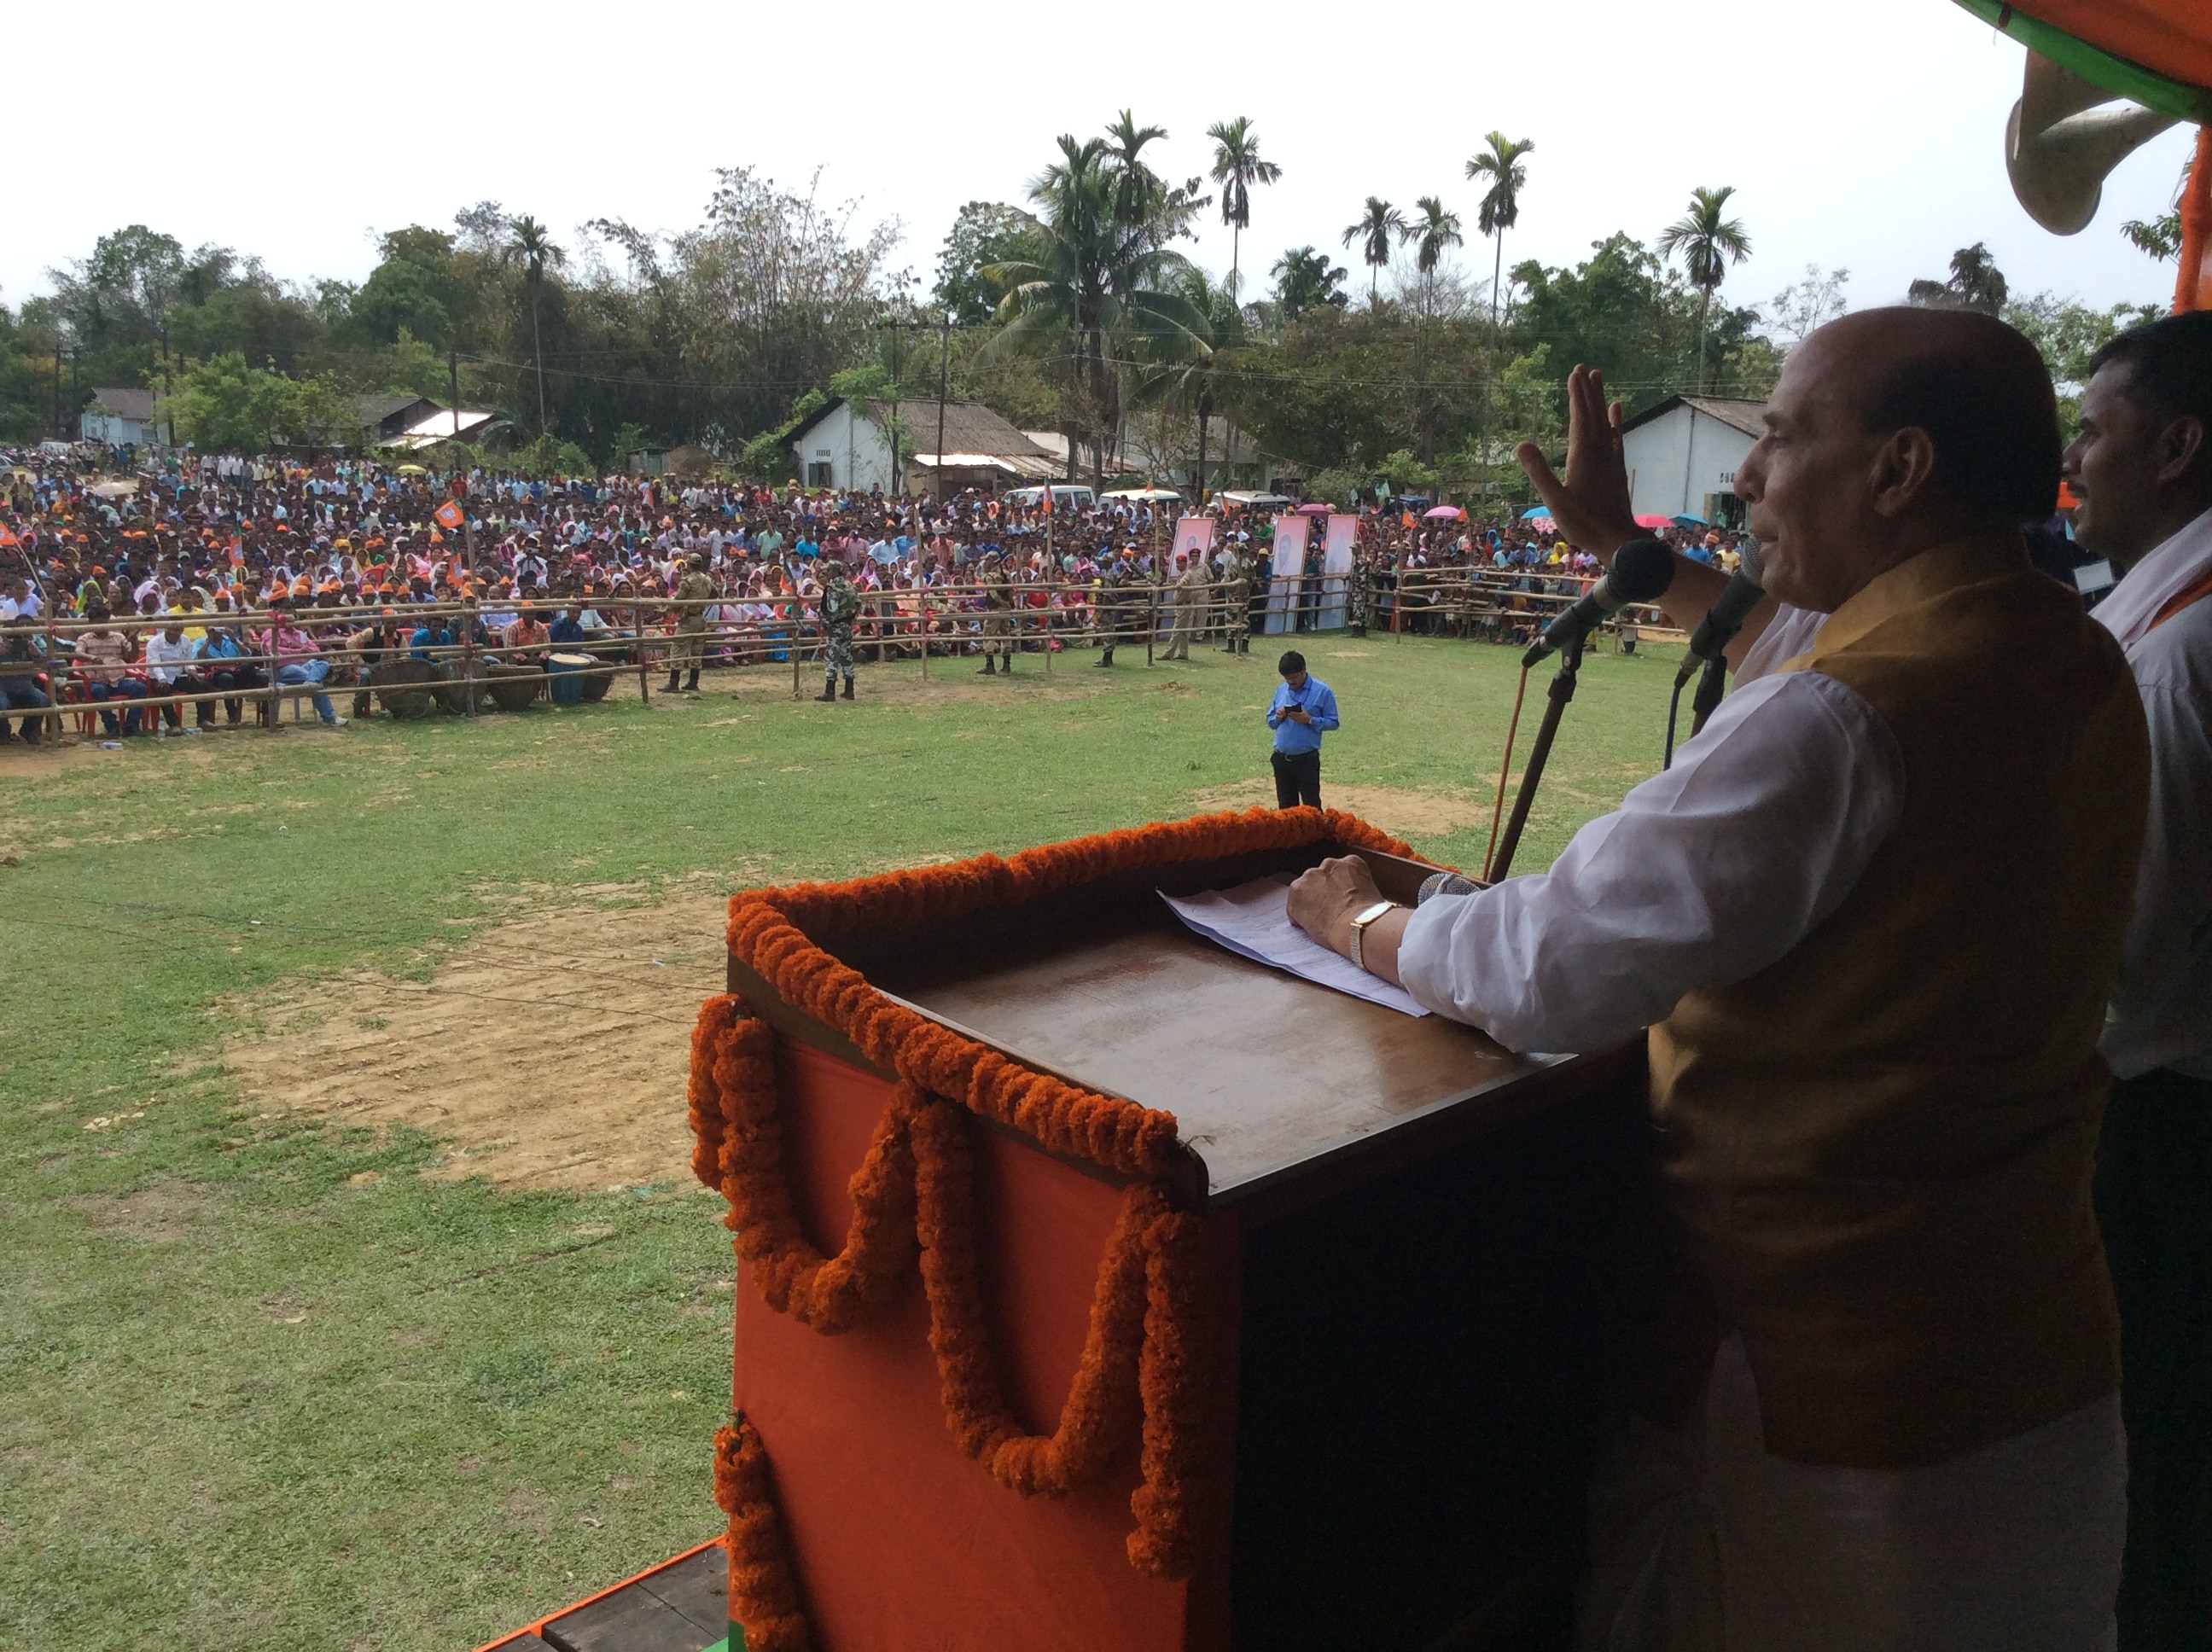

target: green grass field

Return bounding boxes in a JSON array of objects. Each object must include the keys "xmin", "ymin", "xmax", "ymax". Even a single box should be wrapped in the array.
[{"xmin": 0, "ymin": 632, "xmax": 1682, "ymax": 1652}]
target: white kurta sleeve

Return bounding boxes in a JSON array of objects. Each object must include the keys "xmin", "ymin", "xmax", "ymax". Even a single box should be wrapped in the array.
[{"xmin": 1396, "ymin": 670, "xmax": 1904, "ymax": 1052}]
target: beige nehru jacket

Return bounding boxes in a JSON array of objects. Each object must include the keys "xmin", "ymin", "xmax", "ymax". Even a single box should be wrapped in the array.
[{"xmin": 1650, "ymin": 538, "xmax": 2150, "ymax": 1469}]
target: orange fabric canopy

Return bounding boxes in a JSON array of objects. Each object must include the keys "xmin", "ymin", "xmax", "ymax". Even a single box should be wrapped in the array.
[{"xmin": 2016, "ymin": 1, "xmax": 2212, "ymax": 95}]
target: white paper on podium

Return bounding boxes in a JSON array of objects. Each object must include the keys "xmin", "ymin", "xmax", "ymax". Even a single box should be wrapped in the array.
[{"xmin": 1159, "ymin": 875, "xmax": 1431, "ymax": 1017}]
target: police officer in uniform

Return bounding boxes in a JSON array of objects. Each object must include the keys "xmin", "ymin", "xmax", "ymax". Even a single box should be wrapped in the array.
[
  {"xmin": 977, "ymin": 549, "xmax": 1015, "ymax": 675},
  {"xmin": 815, "ymin": 556, "xmax": 861, "ymax": 701},
  {"xmin": 668, "ymin": 551, "xmax": 714, "ymax": 693},
  {"xmin": 1164, "ymin": 550, "xmax": 1207, "ymax": 660}
]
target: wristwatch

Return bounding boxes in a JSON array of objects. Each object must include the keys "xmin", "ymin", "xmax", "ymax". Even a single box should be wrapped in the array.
[{"xmin": 1348, "ymin": 899, "xmax": 1400, "ymax": 974}]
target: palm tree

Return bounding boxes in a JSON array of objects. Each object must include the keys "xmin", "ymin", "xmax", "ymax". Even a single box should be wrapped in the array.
[
  {"xmin": 1103, "ymin": 109, "xmax": 1171, "ymax": 233},
  {"xmin": 1400, "ymin": 196, "xmax": 1464, "ymax": 298},
  {"xmin": 500, "ymin": 215, "xmax": 566, "ymax": 432},
  {"xmin": 992, "ymin": 135, "xmax": 1210, "ymax": 487},
  {"xmin": 1907, "ymin": 241, "xmax": 2010, "ymax": 315},
  {"xmin": 1399, "ymin": 198, "xmax": 1464, "ymax": 463},
  {"xmin": 1342, "ymin": 197, "xmax": 1405, "ymax": 305},
  {"xmin": 1207, "ymin": 116, "xmax": 1282, "ymax": 302},
  {"xmin": 1657, "ymin": 184, "xmax": 1752, "ymax": 393},
  {"xmin": 1133, "ymin": 265, "xmax": 1240, "ymax": 501},
  {"xmin": 1270, "ymin": 247, "xmax": 1348, "ymax": 323},
  {"xmin": 1464, "ymin": 132, "xmax": 1534, "ymax": 335}
]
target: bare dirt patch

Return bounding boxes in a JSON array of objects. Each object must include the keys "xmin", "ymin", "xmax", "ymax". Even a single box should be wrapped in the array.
[
  {"xmin": 1185, "ymin": 779, "xmax": 1491, "ymax": 840},
  {"xmin": 218, "ymin": 891, "xmax": 730, "ymax": 1191}
]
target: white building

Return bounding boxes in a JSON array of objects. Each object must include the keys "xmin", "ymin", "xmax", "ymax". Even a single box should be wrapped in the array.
[
  {"xmin": 80, "ymin": 387, "xmax": 164, "ymax": 447},
  {"xmin": 784, "ymin": 397, "xmax": 1057, "ymax": 494},
  {"xmin": 1619, "ymin": 394, "xmax": 1765, "ymax": 527}
]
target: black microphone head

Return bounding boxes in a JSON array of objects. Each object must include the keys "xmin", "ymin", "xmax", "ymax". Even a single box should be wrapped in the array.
[{"xmin": 1607, "ymin": 538, "xmax": 1675, "ymax": 604}]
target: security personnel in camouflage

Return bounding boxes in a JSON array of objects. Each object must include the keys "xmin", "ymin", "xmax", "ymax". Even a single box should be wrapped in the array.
[
  {"xmin": 977, "ymin": 550, "xmax": 1016, "ymax": 675},
  {"xmin": 669, "ymin": 552, "xmax": 715, "ymax": 692},
  {"xmin": 1095, "ymin": 550, "xmax": 1136, "ymax": 667},
  {"xmin": 1220, "ymin": 550, "xmax": 1253, "ymax": 654},
  {"xmin": 815, "ymin": 558, "xmax": 862, "ymax": 701},
  {"xmin": 1348, "ymin": 554, "xmax": 1375, "ymax": 636}
]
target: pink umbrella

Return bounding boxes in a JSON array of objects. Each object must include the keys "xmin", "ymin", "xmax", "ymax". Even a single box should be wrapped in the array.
[
  {"xmin": 1633, "ymin": 514, "xmax": 1674, "ymax": 529},
  {"xmin": 1423, "ymin": 504, "xmax": 1467, "ymax": 521},
  {"xmin": 1295, "ymin": 502, "xmax": 1333, "ymax": 515}
]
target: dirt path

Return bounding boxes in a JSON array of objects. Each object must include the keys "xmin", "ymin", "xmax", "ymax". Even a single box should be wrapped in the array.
[{"xmin": 219, "ymin": 891, "xmax": 729, "ymax": 1191}]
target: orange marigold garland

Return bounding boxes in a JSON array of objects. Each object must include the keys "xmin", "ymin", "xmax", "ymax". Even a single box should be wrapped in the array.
[
  {"xmin": 1126, "ymin": 1208, "xmax": 1216, "ymax": 1579},
  {"xmin": 714, "ymin": 1418, "xmax": 812, "ymax": 1652},
  {"xmin": 698, "ymin": 1000, "xmax": 919, "ymax": 1332},
  {"xmin": 911, "ymin": 1097, "xmax": 1159, "ymax": 1494},
  {"xmin": 696, "ymin": 810, "xmax": 1429, "ymax": 1584}
]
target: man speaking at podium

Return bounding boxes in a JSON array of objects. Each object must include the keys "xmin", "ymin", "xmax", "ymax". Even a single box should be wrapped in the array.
[{"xmin": 1288, "ymin": 308, "xmax": 2150, "ymax": 1651}]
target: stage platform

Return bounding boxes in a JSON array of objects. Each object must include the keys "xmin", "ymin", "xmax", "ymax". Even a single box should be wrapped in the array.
[{"xmin": 477, "ymin": 1539, "xmax": 728, "ymax": 1652}]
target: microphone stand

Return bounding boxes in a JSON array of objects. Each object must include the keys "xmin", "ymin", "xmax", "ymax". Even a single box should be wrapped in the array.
[
  {"xmin": 1689, "ymin": 648, "xmax": 1729, "ymax": 737},
  {"xmin": 1487, "ymin": 627, "xmax": 1586, "ymax": 882}
]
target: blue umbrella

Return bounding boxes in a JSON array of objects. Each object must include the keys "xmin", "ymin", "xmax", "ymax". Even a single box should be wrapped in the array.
[
  {"xmin": 1520, "ymin": 505, "xmax": 1554, "ymax": 520},
  {"xmin": 1672, "ymin": 513, "xmax": 1707, "ymax": 527}
]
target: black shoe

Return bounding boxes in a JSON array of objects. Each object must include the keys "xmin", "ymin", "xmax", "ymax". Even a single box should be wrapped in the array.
[
  {"xmin": 814, "ymin": 685, "xmax": 836, "ymax": 702},
  {"xmin": 685, "ymin": 671, "xmax": 700, "ymax": 692},
  {"xmin": 841, "ymin": 678, "xmax": 854, "ymax": 700},
  {"xmin": 665, "ymin": 672, "xmax": 682, "ymax": 692},
  {"xmin": 1096, "ymin": 650, "xmax": 1114, "ymax": 667},
  {"xmin": 977, "ymin": 659, "xmax": 996, "ymax": 676}
]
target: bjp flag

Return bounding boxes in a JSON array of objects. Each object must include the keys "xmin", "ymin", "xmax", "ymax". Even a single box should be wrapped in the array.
[{"xmin": 434, "ymin": 500, "xmax": 465, "ymax": 532}]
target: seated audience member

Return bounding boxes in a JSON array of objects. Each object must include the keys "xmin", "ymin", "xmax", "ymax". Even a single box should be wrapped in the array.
[
  {"xmin": 259, "ymin": 597, "xmax": 345, "ymax": 728},
  {"xmin": 142, "ymin": 618, "xmax": 203, "ymax": 730},
  {"xmin": 75, "ymin": 606, "xmax": 148, "ymax": 736},
  {"xmin": 198, "ymin": 619, "xmax": 259, "ymax": 725},
  {"xmin": 0, "ymin": 624, "xmax": 49, "ymax": 742},
  {"xmin": 503, "ymin": 605, "xmax": 550, "ymax": 666},
  {"xmin": 349, "ymin": 611, "xmax": 410, "ymax": 718},
  {"xmin": 409, "ymin": 614, "xmax": 457, "ymax": 661}
]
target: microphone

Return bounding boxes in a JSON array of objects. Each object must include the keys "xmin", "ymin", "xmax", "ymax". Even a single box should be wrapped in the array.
[
  {"xmin": 1522, "ymin": 538, "xmax": 1675, "ymax": 667},
  {"xmin": 1673, "ymin": 540, "xmax": 1766, "ymax": 689}
]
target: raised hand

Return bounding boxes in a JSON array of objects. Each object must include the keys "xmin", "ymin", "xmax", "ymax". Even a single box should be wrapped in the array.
[{"xmin": 1514, "ymin": 364, "xmax": 1640, "ymax": 564}]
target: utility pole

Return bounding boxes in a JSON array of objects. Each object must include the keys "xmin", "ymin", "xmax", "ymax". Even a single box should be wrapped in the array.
[
  {"xmin": 888, "ymin": 318, "xmax": 900, "ymax": 495},
  {"xmin": 934, "ymin": 312, "xmax": 951, "ymax": 503}
]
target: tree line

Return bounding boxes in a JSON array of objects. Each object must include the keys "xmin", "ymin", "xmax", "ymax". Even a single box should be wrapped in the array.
[{"xmin": 0, "ymin": 117, "xmax": 2176, "ymax": 499}]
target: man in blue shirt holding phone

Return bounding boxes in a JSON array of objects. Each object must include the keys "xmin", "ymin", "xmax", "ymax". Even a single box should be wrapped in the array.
[{"xmin": 1266, "ymin": 649, "xmax": 1339, "ymax": 809}]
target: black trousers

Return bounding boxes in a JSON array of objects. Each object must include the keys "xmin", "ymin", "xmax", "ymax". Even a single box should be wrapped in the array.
[
  {"xmin": 2096, "ymin": 1065, "xmax": 2212, "ymax": 1652},
  {"xmin": 1272, "ymin": 747, "xmax": 1321, "ymax": 810}
]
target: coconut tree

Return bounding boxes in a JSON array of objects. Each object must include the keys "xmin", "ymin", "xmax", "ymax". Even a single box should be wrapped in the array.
[
  {"xmin": 1464, "ymin": 132, "xmax": 1534, "ymax": 335},
  {"xmin": 1341, "ymin": 197, "xmax": 1405, "ymax": 305},
  {"xmin": 1271, "ymin": 247, "xmax": 1348, "ymax": 323},
  {"xmin": 1132, "ymin": 265, "xmax": 1240, "ymax": 500},
  {"xmin": 1207, "ymin": 116, "xmax": 1282, "ymax": 302},
  {"xmin": 992, "ymin": 135, "xmax": 1211, "ymax": 487},
  {"xmin": 500, "ymin": 215, "xmax": 565, "ymax": 432},
  {"xmin": 1657, "ymin": 184, "xmax": 1752, "ymax": 392}
]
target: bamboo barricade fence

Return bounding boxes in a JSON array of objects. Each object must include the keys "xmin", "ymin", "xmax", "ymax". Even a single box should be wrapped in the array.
[{"xmin": 0, "ymin": 571, "xmax": 1679, "ymax": 742}]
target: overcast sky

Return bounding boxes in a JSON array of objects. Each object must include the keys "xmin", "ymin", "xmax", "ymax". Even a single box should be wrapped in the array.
[{"xmin": 9, "ymin": 0, "xmax": 2191, "ymax": 326}]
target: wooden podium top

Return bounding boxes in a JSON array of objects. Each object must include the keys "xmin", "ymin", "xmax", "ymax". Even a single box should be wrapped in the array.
[{"xmin": 730, "ymin": 841, "xmax": 1623, "ymax": 1220}]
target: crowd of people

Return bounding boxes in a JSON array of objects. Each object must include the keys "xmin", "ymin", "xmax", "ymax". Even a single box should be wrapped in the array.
[{"xmin": 0, "ymin": 443, "xmax": 1760, "ymax": 742}]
